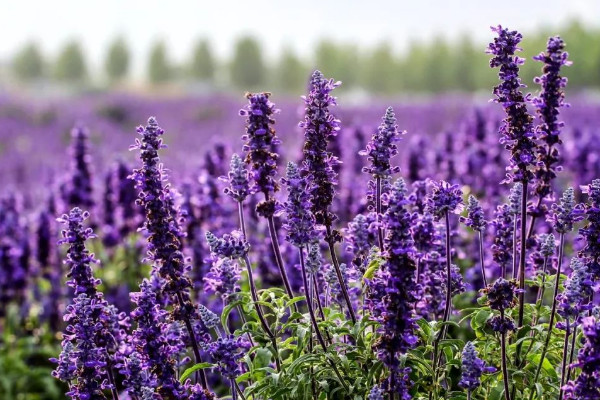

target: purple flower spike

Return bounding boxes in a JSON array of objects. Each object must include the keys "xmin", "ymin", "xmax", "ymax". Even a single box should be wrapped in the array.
[
  {"xmin": 427, "ymin": 180, "xmax": 464, "ymax": 221},
  {"xmin": 532, "ymin": 36, "xmax": 571, "ymax": 200},
  {"xmin": 460, "ymin": 341, "xmax": 496, "ymax": 392},
  {"xmin": 240, "ymin": 92, "xmax": 280, "ymax": 216},
  {"xmin": 549, "ymin": 187, "xmax": 583, "ymax": 234},
  {"xmin": 488, "ymin": 25, "xmax": 537, "ymax": 183},
  {"xmin": 563, "ymin": 316, "xmax": 600, "ymax": 399},
  {"xmin": 300, "ymin": 70, "xmax": 342, "ymax": 227},
  {"xmin": 222, "ymin": 153, "xmax": 250, "ymax": 203},
  {"xmin": 461, "ymin": 195, "xmax": 486, "ymax": 232}
]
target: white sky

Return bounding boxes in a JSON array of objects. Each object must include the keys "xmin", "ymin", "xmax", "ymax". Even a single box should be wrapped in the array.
[{"xmin": 1, "ymin": 0, "xmax": 598, "ymax": 76}]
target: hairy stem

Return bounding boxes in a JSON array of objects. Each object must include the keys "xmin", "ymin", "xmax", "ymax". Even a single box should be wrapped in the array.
[
  {"xmin": 501, "ymin": 326, "xmax": 512, "ymax": 400},
  {"xmin": 478, "ymin": 231, "xmax": 488, "ymax": 288},
  {"xmin": 325, "ymin": 224, "xmax": 357, "ymax": 324},
  {"xmin": 514, "ymin": 181, "xmax": 529, "ymax": 370},
  {"xmin": 266, "ymin": 215, "xmax": 295, "ymax": 300},
  {"xmin": 532, "ymin": 233, "xmax": 565, "ymax": 386},
  {"xmin": 558, "ymin": 321, "xmax": 571, "ymax": 400}
]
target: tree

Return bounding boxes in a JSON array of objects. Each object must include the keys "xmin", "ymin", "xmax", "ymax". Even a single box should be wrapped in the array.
[
  {"xmin": 12, "ymin": 42, "xmax": 44, "ymax": 82},
  {"xmin": 105, "ymin": 37, "xmax": 130, "ymax": 82},
  {"xmin": 230, "ymin": 36, "xmax": 265, "ymax": 89},
  {"xmin": 190, "ymin": 39, "xmax": 215, "ymax": 81},
  {"xmin": 148, "ymin": 40, "xmax": 171, "ymax": 84},
  {"xmin": 54, "ymin": 41, "xmax": 87, "ymax": 83},
  {"xmin": 362, "ymin": 42, "xmax": 397, "ymax": 94},
  {"xmin": 275, "ymin": 46, "xmax": 307, "ymax": 94}
]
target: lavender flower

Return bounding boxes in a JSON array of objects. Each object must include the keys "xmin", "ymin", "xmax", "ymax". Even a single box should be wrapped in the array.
[
  {"xmin": 206, "ymin": 230, "xmax": 249, "ymax": 259},
  {"xmin": 130, "ymin": 279, "xmax": 187, "ymax": 398},
  {"xmin": 461, "ymin": 195, "xmax": 486, "ymax": 231},
  {"xmin": 208, "ymin": 335, "xmax": 250, "ymax": 379},
  {"xmin": 579, "ymin": 180, "xmax": 600, "ymax": 281},
  {"xmin": 204, "ymin": 258, "xmax": 241, "ymax": 300},
  {"xmin": 373, "ymin": 178, "xmax": 418, "ymax": 395},
  {"xmin": 64, "ymin": 125, "xmax": 95, "ymax": 209},
  {"xmin": 222, "ymin": 153, "xmax": 250, "ymax": 203},
  {"xmin": 549, "ymin": 187, "xmax": 583, "ymax": 234},
  {"xmin": 488, "ymin": 25, "xmax": 537, "ymax": 183},
  {"xmin": 345, "ymin": 213, "xmax": 377, "ymax": 272},
  {"xmin": 360, "ymin": 107, "xmax": 405, "ymax": 207},
  {"xmin": 54, "ymin": 294, "xmax": 109, "ymax": 400},
  {"xmin": 57, "ymin": 208, "xmax": 100, "ymax": 297},
  {"xmin": 557, "ymin": 257, "xmax": 593, "ymax": 322},
  {"xmin": 563, "ymin": 316, "xmax": 600, "ymax": 399},
  {"xmin": 300, "ymin": 70, "xmax": 342, "ymax": 227},
  {"xmin": 508, "ymin": 183, "xmax": 523, "ymax": 216},
  {"xmin": 540, "ymin": 233, "xmax": 556, "ymax": 258},
  {"xmin": 197, "ymin": 304, "xmax": 219, "ymax": 330},
  {"xmin": 281, "ymin": 162, "xmax": 320, "ymax": 247},
  {"xmin": 426, "ymin": 180, "xmax": 464, "ymax": 221},
  {"xmin": 239, "ymin": 92, "xmax": 280, "ymax": 217},
  {"xmin": 491, "ymin": 204, "xmax": 514, "ymax": 275},
  {"xmin": 485, "ymin": 278, "xmax": 518, "ymax": 333},
  {"xmin": 368, "ymin": 385, "xmax": 385, "ymax": 400},
  {"xmin": 532, "ymin": 36, "xmax": 571, "ymax": 200},
  {"xmin": 460, "ymin": 341, "xmax": 496, "ymax": 392}
]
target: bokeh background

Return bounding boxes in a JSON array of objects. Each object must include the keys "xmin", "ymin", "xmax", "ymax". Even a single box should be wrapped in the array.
[{"xmin": 1, "ymin": 0, "xmax": 599, "ymax": 97}]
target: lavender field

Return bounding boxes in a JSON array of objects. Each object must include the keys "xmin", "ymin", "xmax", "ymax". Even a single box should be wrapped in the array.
[{"xmin": 2, "ymin": 26, "xmax": 600, "ymax": 400}]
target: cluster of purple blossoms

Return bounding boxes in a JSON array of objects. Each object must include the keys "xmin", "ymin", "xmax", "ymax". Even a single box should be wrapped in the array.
[
  {"xmin": 508, "ymin": 183, "xmax": 523, "ymax": 216},
  {"xmin": 487, "ymin": 25, "xmax": 537, "ymax": 183},
  {"xmin": 485, "ymin": 278, "xmax": 519, "ymax": 333},
  {"xmin": 426, "ymin": 180, "xmax": 464, "ymax": 221},
  {"xmin": 53, "ymin": 208, "xmax": 128, "ymax": 400},
  {"xmin": 579, "ymin": 180, "xmax": 600, "ymax": 281},
  {"xmin": 557, "ymin": 257, "xmax": 593, "ymax": 323},
  {"xmin": 281, "ymin": 162, "xmax": 320, "ymax": 247},
  {"xmin": 459, "ymin": 341, "xmax": 496, "ymax": 392},
  {"xmin": 208, "ymin": 335, "xmax": 250, "ymax": 379},
  {"xmin": 360, "ymin": 107, "xmax": 405, "ymax": 208},
  {"xmin": 130, "ymin": 279, "xmax": 187, "ymax": 398},
  {"xmin": 368, "ymin": 385, "xmax": 385, "ymax": 400},
  {"xmin": 300, "ymin": 70, "xmax": 342, "ymax": 227},
  {"xmin": 239, "ymin": 92, "xmax": 280, "ymax": 217},
  {"xmin": 461, "ymin": 195, "xmax": 487, "ymax": 232},
  {"xmin": 540, "ymin": 233, "xmax": 556, "ymax": 258},
  {"xmin": 63, "ymin": 125, "xmax": 95, "ymax": 210},
  {"xmin": 372, "ymin": 179, "xmax": 418, "ymax": 396},
  {"xmin": 412, "ymin": 212, "xmax": 438, "ymax": 257},
  {"xmin": 222, "ymin": 153, "xmax": 250, "ymax": 203},
  {"xmin": 532, "ymin": 36, "xmax": 571, "ymax": 200},
  {"xmin": 130, "ymin": 117, "xmax": 193, "ymax": 294},
  {"xmin": 491, "ymin": 204, "xmax": 514, "ymax": 275},
  {"xmin": 549, "ymin": 187, "xmax": 583, "ymax": 234},
  {"xmin": 563, "ymin": 316, "xmax": 600, "ymax": 399},
  {"xmin": 206, "ymin": 230, "xmax": 250, "ymax": 259},
  {"xmin": 204, "ymin": 258, "xmax": 241, "ymax": 301},
  {"xmin": 345, "ymin": 213, "xmax": 378, "ymax": 272}
]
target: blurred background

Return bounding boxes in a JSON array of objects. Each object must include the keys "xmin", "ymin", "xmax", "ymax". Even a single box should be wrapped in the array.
[{"xmin": 1, "ymin": 0, "xmax": 600, "ymax": 98}]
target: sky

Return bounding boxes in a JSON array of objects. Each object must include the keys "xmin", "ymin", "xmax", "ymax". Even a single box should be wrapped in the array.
[{"xmin": 1, "ymin": 0, "xmax": 599, "ymax": 77}]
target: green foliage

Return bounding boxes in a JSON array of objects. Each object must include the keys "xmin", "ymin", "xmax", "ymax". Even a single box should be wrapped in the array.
[
  {"xmin": 54, "ymin": 41, "xmax": 87, "ymax": 83},
  {"xmin": 231, "ymin": 36, "xmax": 265, "ymax": 89},
  {"xmin": 105, "ymin": 37, "xmax": 130, "ymax": 82},
  {"xmin": 189, "ymin": 39, "xmax": 215, "ymax": 81},
  {"xmin": 12, "ymin": 42, "xmax": 44, "ymax": 82},
  {"xmin": 148, "ymin": 40, "xmax": 171, "ymax": 84}
]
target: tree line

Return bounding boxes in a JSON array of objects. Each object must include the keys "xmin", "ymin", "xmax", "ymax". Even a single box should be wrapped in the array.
[{"xmin": 8, "ymin": 20, "xmax": 600, "ymax": 94}]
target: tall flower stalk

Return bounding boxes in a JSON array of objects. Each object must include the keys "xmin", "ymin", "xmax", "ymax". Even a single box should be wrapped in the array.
[
  {"xmin": 528, "ymin": 36, "xmax": 571, "ymax": 238},
  {"xmin": 360, "ymin": 106, "xmax": 404, "ymax": 249},
  {"xmin": 300, "ymin": 70, "xmax": 356, "ymax": 323},
  {"xmin": 461, "ymin": 195, "xmax": 488, "ymax": 287},
  {"xmin": 488, "ymin": 27, "xmax": 538, "ymax": 373},
  {"xmin": 239, "ymin": 92, "xmax": 294, "ymax": 300},
  {"xmin": 130, "ymin": 117, "xmax": 208, "ymax": 389}
]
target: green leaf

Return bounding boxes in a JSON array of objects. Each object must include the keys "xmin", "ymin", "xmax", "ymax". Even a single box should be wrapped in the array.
[{"xmin": 180, "ymin": 362, "xmax": 212, "ymax": 382}]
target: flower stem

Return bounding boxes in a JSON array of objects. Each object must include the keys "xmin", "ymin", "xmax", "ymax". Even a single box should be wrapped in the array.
[
  {"xmin": 514, "ymin": 180, "xmax": 528, "ymax": 370},
  {"xmin": 511, "ymin": 215, "xmax": 518, "ymax": 280},
  {"xmin": 266, "ymin": 215, "xmax": 295, "ymax": 300},
  {"xmin": 376, "ymin": 176, "xmax": 385, "ymax": 250},
  {"xmin": 478, "ymin": 231, "xmax": 488, "ymax": 288},
  {"xmin": 565, "ymin": 325, "xmax": 578, "ymax": 384},
  {"xmin": 299, "ymin": 247, "xmax": 349, "ymax": 393},
  {"xmin": 532, "ymin": 232, "xmax": 565, "ymax": 385},
  {"xmin": 325, "ymin": 223, "xmax": 357, "ymax": 324},
  {"xmin": 558, "ymin": 320, "xmax": 571, "ymax": 400},
  {"xmin": 175, "ymin": 291, "xmax": 208, "ymax": 388},
  {"xmin": 242, "ymin": 255, "xmax": 281, "ymax": 371},
  {"xmin": 501, "ymin": 325, "xmax": 512, "ymax": 400}
]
